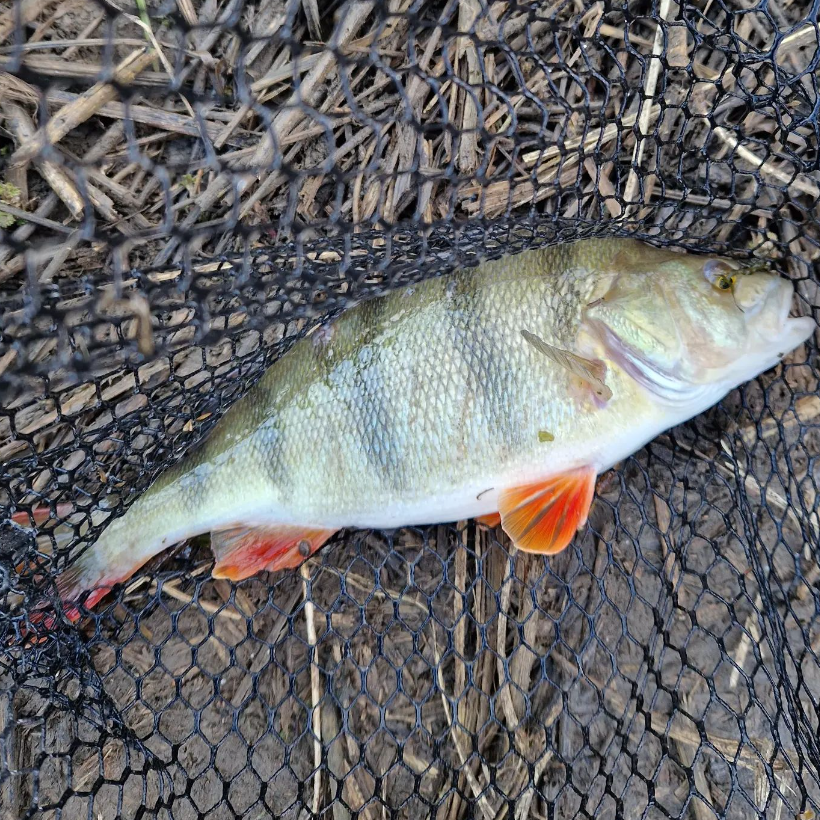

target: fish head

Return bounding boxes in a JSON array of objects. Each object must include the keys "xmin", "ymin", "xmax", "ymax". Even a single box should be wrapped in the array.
[{"xmin": 582, "ymin": 253, "xmax": 816, "ymax": 404}]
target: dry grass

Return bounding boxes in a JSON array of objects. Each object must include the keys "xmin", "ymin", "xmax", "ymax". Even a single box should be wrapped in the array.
[
  {"xmin": 1, "ymin": 0, "xmax": 820, "ymax": 819},
  {"xmin": 0, "ymin": 0, "xmax": 816, "ymax": 277}
]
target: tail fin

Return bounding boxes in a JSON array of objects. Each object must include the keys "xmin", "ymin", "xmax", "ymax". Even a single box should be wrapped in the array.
[
  {"xmin": 55, "ymin": 532, "xmax": 155, "ymax": 622},
  {"xmin": 9, "ymin": 504, "xmax": 142, "ymax": 622},
  {"xmin": 54, "ymin": 552, "xmax": 117, "ymax": 622}
]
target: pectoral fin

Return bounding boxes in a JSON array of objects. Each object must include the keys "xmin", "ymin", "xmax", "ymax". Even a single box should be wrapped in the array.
[
  {"xmin": 521, "ymin": 329, "xmax": 612, "ymax": 403},
  {"xmin": 498, "ymin": 467, "xmax": 596, "ymax": 555},
  {"xmin": 211, "ymin": 525, "xmax": 337, "ymax": 581}
]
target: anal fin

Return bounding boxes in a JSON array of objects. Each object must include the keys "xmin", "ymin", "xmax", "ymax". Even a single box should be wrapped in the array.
[
  {"xmin": 211, "ymin": 525, "xmax": 337, "ymax": 581},
  {"xmin": 498, "ymin": 467, "xmax": 596, "ymax": 555},
  {"xmin": 476, "ymin": 512, "xmax": 502, "ymax": 528}
]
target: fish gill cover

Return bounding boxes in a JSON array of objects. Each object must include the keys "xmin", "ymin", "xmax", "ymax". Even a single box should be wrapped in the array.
[{"xmin": 0, "ymin": 0, "xmax": 818, "ymax": 818}]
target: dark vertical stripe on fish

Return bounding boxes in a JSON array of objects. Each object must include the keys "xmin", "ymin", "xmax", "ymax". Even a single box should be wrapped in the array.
[{"xmin": 443, "ymin": 270, "xmax": 484, "ymax": 456}]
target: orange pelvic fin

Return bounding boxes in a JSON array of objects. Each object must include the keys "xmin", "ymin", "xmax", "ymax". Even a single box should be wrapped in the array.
[
  {"xmin": 211, "ymin": 525, "xmax": 337, "ymax": 581},
  {"xmin": 476, "ymin": 512, "xmax": 502, "ymax": 528},
  {"xmin": 498, "ymin": 467, "xmax": 596, "ymax": 554}
]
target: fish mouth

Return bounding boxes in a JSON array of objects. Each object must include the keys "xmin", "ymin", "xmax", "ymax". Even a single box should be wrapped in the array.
[{"xmin": 756, "ymin": 279, "xmax": 815, "ymax": 350}]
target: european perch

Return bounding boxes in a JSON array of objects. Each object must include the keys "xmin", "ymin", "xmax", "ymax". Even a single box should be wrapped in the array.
[{"xmin": 14, "ymin": 239, "xmax": 815, "ymax": 619}]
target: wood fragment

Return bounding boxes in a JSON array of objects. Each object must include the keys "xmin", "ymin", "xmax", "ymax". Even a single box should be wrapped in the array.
[
  {"xmin": 456, "ymin": 0, "xmax": 482, "ymax": 174},
  {"xmin": 8, "ymin": 47, "xmax": 157, "ymax": 167},
  {"xmin": 302, "ymin": 0, "xmax": 322, "ymax": 41},
  {"xmin": 777, "ymin": 21, "xmax": 819, "ymax": 54},
  {"xmin": 622, "ymin": 0, "xmax": 674, "ymax": 215},
  {"xmin": 2, "ymin": 101, "xmax": 85, "ymax": 220},
  {"xmin": 175, "ymin": 0, "xmax": 198, "ymax": 27},
  {"xmin": 666, "ymin": 18, "xmax": 690, "ymax": 67},
  {"xmin": 0, "ymin": 54, "xmax": 171, "ymax": 85},
  {"xmin": 495, "ymin": 564, "xmax": 520, "ymax": 727},
  {"xmin": 249, "ymin": 52, "xmax": 323, "ymax": 94},
  {"xmin": 301, "ymin": 561, "xmax": 324, "ymax": 816},
  {"xmin": 711, "ymin": 125, "xmax": 820, "ymax": 199}
]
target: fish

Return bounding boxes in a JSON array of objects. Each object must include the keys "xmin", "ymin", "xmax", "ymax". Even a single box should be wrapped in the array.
[{"xmin": 21, "ymin": 238, "xmax": 814, "ymax": 620}]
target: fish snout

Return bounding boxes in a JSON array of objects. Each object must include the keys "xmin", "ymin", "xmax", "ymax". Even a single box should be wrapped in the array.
[{"xmin": 734, "ymin": 273, "xmax": 815, "ymax": 349}]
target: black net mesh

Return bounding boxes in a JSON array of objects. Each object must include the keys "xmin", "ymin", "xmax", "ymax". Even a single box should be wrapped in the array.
[{"xmin": 1, "ymin": 0, "xmax": 819, "ymax": 817}]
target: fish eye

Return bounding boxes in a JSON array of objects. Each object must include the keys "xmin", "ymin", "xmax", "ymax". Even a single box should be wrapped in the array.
[{"xmin": 704, "ymin": 260, "xmax": 737, "ymax": 293}]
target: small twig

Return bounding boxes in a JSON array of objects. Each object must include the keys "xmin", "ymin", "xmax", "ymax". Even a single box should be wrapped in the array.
[
  {"xmin": 174, "ymin": 0, "xmax": 197, "ymax": 26},
  {"xmin": 61, "ymin": 11, "xmax": 106, "ymax": 60},
  {"xmin": 37, "ymin": 229, "xmax": 83, "ymax": 283},
  {"xmin": 711, "ymin": 125, "xmax": 820, "ymax": 199},
  {"xmin": 302, "ymin": 0, "xmax": 322, "ymax": 40},
  {"xmin": 8, "ymin": 47, "xmax": 156, "ymax": 167},
  {"xmin": 3, "ymin": 102, "xmax": 85, "ymax": 219},
  {"xmin": 429, "ymin": 620, "xmax": 495, "ymax": 820},
  {"xmin": 454, "ymin": 528, "xmax": 467, "ymax": 714},
  {"xmin": 495, "ymin": 560, "xmax": 520, "ymax": 727},
  {"xmin": 0, "ymin": 201, "xmax": 73, "ymax": 233},
  {"xmin": 302, "ymin": 561, "xmax": 323, "ymax": 817},
  {"xmin": 622, "ymin": 0, "xmax": 673, "ymax": 214},
  {"xmin": 158, "ymin": 579, "xmax": 243, "ymax": 620}
]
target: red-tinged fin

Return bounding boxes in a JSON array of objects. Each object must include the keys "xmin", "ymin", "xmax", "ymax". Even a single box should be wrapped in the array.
[
  {"xmin": 498, "ymin": 467, "xmax": 596, "ymax": 555},
  {"xmin": 55, "ymin": 551, "xmax": 152, "ymax": 623},
  {"xmin": 10, "ymin": 503, "xmax": 74, "ymax": 527},
  {"xmin": 476, "ymin": 512, "xmax": 502, "ymax": 528},
  {"xmin": 211, "ymin": 525, "xmax": 338, "ymax": 582}
]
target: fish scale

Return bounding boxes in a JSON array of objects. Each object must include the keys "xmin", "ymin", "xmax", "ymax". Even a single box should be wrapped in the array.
[{"xmin": 47, "ymin": 238, "xmax": 815, "ymax": 618}]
